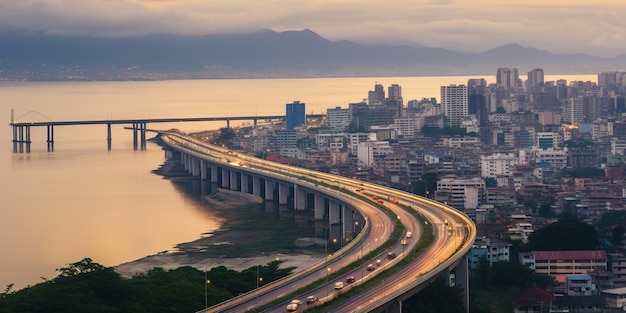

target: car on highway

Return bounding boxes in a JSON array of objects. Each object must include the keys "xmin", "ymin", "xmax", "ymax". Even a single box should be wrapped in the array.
[
  {"xmin": 335, "ymin": 281, "xmax": 344, "ymax": 289},
  {"xmin": 346, "ymin": 276, "xmax": 355, "ymax": 283},
  {"xmin": 367, "ymin": 264, "xmax": 376, "ymax": 271},
  {"xmin": 387, "ymin": 252, "xmax": 397, "ymax": 259},
  {"xmin": 287, "ymin": 302, "xmax": 298, "ymax": 311},
  {"xmin": 406, "ymin": 231, "xmax": 413, "ymax": 238},
  {"xmin": 306, "ymin": 295, "xmax": 319, "ymax": 304}
]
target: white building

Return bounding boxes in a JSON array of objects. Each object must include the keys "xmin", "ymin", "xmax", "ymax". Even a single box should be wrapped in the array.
[
  {"xmin": 347, "ymin": 132, "xmax": 376, "ymax": 155},
  {"xmin": 481, "ymin": 153, "xmax": 518, "ymax": 178},
  {"xmin": 356, "ymin": 141, "xmax": 393, "ymax": 167},
  {"xmin": 564, "ymin": 97, "xmax": 584, "ymax": 125},
  {"xmin": 442, "ymin": 137, "xmax": 480, "ymax": 148},
  {"xmin": 436, "ymin": 176, "xmax": 485, "ymax": 210},
  {"xmin": 593, "ymin": 121, "xmax": 610, "ymax": 140},
  {"xmin": 535, "ymin": 148, "xmax": 568, "ymax": 169},
  {"xmin": 508, "ymin": 222, "xmax": 534, "ymax": 243},
  {"xmin": 603, "ymin": 287, "xmax": 626, "ymax": 310},
  {"xmin": 469, "ymin": 237, "xmax": 512, "ymax": 269},
  {"xmin": 460, "ymin": 116, "xmax": 479, "ymax": 133},
  {"xmin": 441, "ymin": 84, "xmax": 468, "ymax": 127},
  {"xmin": 326, "ymin": 106, "xmax": 351, "ymax": 131},
  {"xmin": 394, "ymin": 117, "xmax": 422, "ymax": 138},
  {"xmin": 315, "ymin": 132, "xmax": 346, "ymax": 152},
  {"xmin": 611, "ymin": 137, "xmax": 626, "ymax": 155}
]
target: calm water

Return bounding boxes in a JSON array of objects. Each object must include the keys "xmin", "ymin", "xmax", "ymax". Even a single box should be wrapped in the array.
[{"xmin": 0, "ymin": 75, "xmax": 595, "ymax": 290}]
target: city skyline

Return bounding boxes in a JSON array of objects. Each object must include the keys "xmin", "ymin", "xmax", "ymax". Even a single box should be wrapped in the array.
[{"xmin": 1, "ymin": 1, "xmax": 626, "ymax": 57}]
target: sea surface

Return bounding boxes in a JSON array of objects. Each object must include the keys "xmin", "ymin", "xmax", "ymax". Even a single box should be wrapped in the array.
[{"xmin": 0, "ymin": 74, "xmax": 595, "ymax": 290}]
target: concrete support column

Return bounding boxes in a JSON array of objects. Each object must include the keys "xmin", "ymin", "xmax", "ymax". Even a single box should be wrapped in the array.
[
  {"xmin": 454, "ymin": 256, "xmax": 470, "ymax": 313},
  {"xmin": 210, "ymin": 164, "xmax": 218, "ymax": 183},
  {"xmin": 221, "ymin": 167, "xmax": 230, "ymax": 189},
  {"xmin": 182, "ymin": 154, "xmax": 189, "ymax": 171},
  {"xmin": 229, "ymin": 170, "xmax": 238, "ymax": 191},
  {"xmin": 278, "ymin": 183, "xmax": 289, "ymax": 205},
  {"xmin": 264, "ymin": 179, "xmax": 274, "ymax": 201},
  {"xmin": 329, "ymin": 200, "xmax": 341, "ymax": 225},
  {"xmin": 200, "ymin": 160, "xmax": 207, "ymax": 180},
  {"xmin": 191, "ymin": 158, "xmax": 200, "ymax": 177},
  {"xmin": 314, "ymin": 193, "xmax": 325, "ymax": 220},
  {"xmin": 295, "ymin": 186, "xmax": 307, "ymax": 210},
  {"xmin": 386, "ymin": 299, "xmax": 403, "ymax": 313},
  {"xmin": 252, "ymin": 176, "xmax": 261, "ymax": 196},
  {"xmin": 343, "ymin": 207, "xmax": 355, "ymax": 236},
  {"xmin": 241, "ymin": 174, "xmax": 250, "ymax": 193}
]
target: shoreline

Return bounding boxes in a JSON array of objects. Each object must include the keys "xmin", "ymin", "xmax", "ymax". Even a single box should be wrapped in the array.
[{"xmin": 115, "ymin": 157, "xmax": 325, "ymax": 277}]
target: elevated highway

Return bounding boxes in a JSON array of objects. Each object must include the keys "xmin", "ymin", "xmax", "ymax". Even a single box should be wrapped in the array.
[{"xmin": 157, "ymin": 131, "xmax": 476, "ymax": 313}]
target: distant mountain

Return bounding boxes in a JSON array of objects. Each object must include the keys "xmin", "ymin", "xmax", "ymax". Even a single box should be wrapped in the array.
[{"xmin": 0, "ymin": 29, "xmax": 624, "ymax": 81}]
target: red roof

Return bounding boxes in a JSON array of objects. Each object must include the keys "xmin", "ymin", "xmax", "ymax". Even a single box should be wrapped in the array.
[
  {"xmin": 512, "ymin": 286, "xmax": 555, "ymax": 307},
  {"xmin": 534, "ymin": 250, "xmax": 606, "ymax": 261}
]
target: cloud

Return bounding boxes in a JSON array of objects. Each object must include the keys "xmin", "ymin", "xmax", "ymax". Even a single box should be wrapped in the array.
[{"xmin": 0, "ymin": 0, "xmax": 625, "ymax": 56}]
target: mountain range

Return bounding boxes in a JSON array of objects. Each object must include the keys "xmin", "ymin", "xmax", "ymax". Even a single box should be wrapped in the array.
[{"xmin": 1, "ymin": 28, "xmax": 624, "ymax": 80}]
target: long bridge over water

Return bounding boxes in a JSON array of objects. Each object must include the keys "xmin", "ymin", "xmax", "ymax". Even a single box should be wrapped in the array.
[
  {"xmin": 9, "ymin": 112, "xmax": 476, "ymax": 312},
  {"xmin": 8, "ymin": 111, "xmax": 324, "ymax": 152}
]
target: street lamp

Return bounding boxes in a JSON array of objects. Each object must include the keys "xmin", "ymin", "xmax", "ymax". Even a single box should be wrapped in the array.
[{"xmin": 204, "ymin": 269, "xmax": 211, "ymax": 309}]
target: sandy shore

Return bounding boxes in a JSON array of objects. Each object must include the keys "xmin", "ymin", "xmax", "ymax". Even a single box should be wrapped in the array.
[{"xmin": 114, "ymin": 188, "xmax": 324, "ymax": 278}]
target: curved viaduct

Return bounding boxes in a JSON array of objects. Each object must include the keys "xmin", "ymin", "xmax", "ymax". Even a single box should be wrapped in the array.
[{"xmin": 158, "ymin": 132, "xmax": 476, "ymax": 313}]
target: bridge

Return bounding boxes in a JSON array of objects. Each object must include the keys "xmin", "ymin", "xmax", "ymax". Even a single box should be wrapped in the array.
[
  {"xmin": 157, "ymin": 130, "xmax": 476, "ymax": 313},
  {"xmin": 8, "ymin": 110, "xmax": 324, "ymax": 153}
]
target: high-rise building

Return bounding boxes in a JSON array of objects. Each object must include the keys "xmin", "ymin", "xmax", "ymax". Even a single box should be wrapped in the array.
[
  {"xmin": 326, "ymin": 106, "xmax": 350, "ymax": 131},
  {"xmin": 527, "ymin": 68, "xmax": 544, "ymax": 90},
  {"xmin": 386, "ymin": 84, "xmax": 403, "ymax": 118},
  {"xmin": 496, "ymin": 68, "xmax": 519, "ymax": 106},
  {"xmin": 564, "ymin": 97, "xmax": 583, "ymax": 124},
  {"xmin": 467, "ymin": 78, "xmax": 488, "ymax": 125},
  {"xmin": 286, "ymin": 101, "xmax": 306, "ymax": 130},
  {"xmin": 496, "ymin": 67, "xmax": 519, "ymax": 90},
  {"xmin": 441, "ymin": 84, "xmax": 468, "ymax": 127},
  {"xmin": 388, "ymin": 84, "xmax": 402, "ymax": 101},
  {"xmin": 368, "ymin": 84, "xmax": 385, "ymax": 105}
]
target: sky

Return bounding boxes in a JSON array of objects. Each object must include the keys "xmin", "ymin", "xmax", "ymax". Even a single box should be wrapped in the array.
[{"xmin": 1, "ymin": 0, "xmax": 626, "ymax": 57}]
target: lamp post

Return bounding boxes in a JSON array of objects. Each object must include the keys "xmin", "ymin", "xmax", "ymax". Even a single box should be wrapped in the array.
[{"xmin": 204, "ymin": 269, "xmax": 211, "ymax": 309}]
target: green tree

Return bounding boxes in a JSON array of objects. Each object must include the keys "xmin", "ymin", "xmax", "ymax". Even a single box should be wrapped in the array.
[
  {"xmin": 527, "ymin": 217, "xmax": 599, "ymax": 251},
  {"xmin": 612, "ymin": 225, "xmax": 625, "ymax": 246},
  {"xmin": 403, "ymin": 277, "xmax": 464, "ymax": 313},
  {"xmin": 55, "ymin": 257, "xmax": 106, "ymax": 278},
  {"xmin": 597, "ymin": 210, "xmax": 626, "ymax": 229},
  {"xmin": 534, "ymin": 273, "xmax": 558, "ymax": 289},
  {"xmin": 490, "ymin": 261, "xmax": 533, "ymax": 287},
  {"xmin": 214, "ymin": 127, "xmax": 236, "ymax": 146}
]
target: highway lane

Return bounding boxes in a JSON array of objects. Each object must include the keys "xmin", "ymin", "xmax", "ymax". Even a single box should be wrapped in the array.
[
  {"xmin": 158, "ymin": 132, "xmax": 475, "ymax": 313},
  {"xmin": 263, "ymin": 192, "xmax": 424, "ymax": 313},
  {"xmin": 220, "ymin": 191, "xmax": 396, "ymax": 313}
]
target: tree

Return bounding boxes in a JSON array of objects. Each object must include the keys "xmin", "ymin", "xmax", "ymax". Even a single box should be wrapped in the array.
[
  {"xmin": 55, "ymin": 258, "xmax": 106, "ymax": 278},
  {"xmin": 214, "ymin": 127, "xmax": 236, "ymax": 146},
  {"xmin": 490, "ymin": 261, "xmax": 533, "ymax": 287},
  {"xmin": 403, "ymin": 277, "xmax": 464, "ymax": 313},
  {"xmin": 534, "ymin": 273, "xmax": 558, "ymax": 289},
  {"xmin": 527, "ymin": 217, "xmax": 599, "ymax": 251},
  {"xmin": 612, "ymin": 225, "xmax": 625, "ymax": 246}
]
